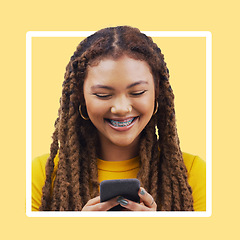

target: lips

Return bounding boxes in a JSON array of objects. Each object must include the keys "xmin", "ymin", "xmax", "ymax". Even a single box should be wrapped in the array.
[
  {"xmin": 108, "ymin": 118, "xmax": 135, "ymax": 127},
  {"xmin": 105, "ymin": 117, "xmax": 138, "ymax": 131}
]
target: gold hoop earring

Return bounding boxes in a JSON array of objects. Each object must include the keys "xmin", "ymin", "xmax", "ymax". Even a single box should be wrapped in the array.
[
  {"xmin": 153, "ymin": 101, "xmax": 158, "ymax": 115},
  {"xmin": 79, "ymin": 105, "xmax": 89, "ymax": 120}
]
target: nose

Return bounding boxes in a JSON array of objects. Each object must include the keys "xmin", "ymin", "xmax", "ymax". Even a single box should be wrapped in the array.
[{"xmin": 111, "ymin": 96, "xmax": 132, "ymax": 115}]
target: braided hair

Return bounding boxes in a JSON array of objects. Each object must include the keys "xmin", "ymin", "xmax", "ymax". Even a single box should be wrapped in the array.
[{"xmin": 39, "ymin": 26, "xmax": 194, "ymax": 211}]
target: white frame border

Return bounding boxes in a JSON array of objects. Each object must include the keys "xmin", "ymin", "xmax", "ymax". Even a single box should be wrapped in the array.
[{"xmin": 26, "ymin": 31, "xmax": 212, "ymax": 217}]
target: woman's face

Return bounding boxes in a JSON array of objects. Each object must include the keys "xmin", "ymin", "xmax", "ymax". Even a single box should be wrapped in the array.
[{"xmin": 83, "ymin": 55, "xmax": 155, "ymax": 148}]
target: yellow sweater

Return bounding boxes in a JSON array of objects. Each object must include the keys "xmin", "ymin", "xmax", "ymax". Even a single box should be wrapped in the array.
[{"xmin": 32, "ymin": 152, "xmax": 206, "ymax": 211}]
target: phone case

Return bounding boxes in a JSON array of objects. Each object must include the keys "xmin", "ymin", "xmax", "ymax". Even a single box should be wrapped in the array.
[{"xmin": 100, "ymin": 178, "xmax": 140, "ymax": 211}]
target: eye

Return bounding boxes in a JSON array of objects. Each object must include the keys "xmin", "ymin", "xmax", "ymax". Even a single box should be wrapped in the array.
[
  {"xmin": 93, "ymin": 93, "xmax": 112, "ymax": 99},
  {"xmin": 130, "ymin": 90, "xmax": 147, "ymax": 96}
]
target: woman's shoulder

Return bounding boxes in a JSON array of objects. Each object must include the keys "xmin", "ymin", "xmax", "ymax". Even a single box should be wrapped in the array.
[
  {"xmin": 32, "ymin": 153, "xmax": 59, "ymax": 178},
  {"xmin": 32, "ymin": 153, "xmax": 59, "ymax": 211},
  {"xmin": 182, "ymin": 152, "xmax": 206, "ymax": 175},
  {"xmin": 182, "ymin": 152, "xmax": 206, "ymax": 211},
  {"xmin": 32, "ymin": 153, "xmax": 49, "ymax": 166}
]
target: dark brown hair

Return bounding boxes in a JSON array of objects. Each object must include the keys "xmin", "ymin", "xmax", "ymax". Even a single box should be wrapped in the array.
[{"xmin": 40, "ymin": 26, "xmax": 194, "ymax": 211}]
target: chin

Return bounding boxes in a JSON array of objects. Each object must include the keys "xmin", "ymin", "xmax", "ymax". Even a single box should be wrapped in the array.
[
  {"xmin": 112, "ymin": 141, "xmax": 134, "ymax": 148},
  {"xmin": 109, "ymin": 135, "xmax": 139, "ymax": 148}
]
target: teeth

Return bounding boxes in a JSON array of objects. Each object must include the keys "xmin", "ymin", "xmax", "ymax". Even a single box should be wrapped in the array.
[{"xmin": 109, "ymin": 118, "xmax": 135, "ymax": 127}]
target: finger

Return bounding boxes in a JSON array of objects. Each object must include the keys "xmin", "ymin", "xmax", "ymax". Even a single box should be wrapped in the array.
[
  {"xmin": 86, "ymin": 196, "xmax": 101, "ymax": 206},
  {"xmin": 98, "ymin": 196, "xmax": 121, "ymax": 211},
  {"xmin": 138, "ymin": 187, "xmax": 157, "ymax": 209},
  {"xmin": 87, "ymin": 196, "xmax": 120, "ymax": 211},
  {"xmin": 117, "ymin": 197, "xmax": 151, "ymax": 211}
]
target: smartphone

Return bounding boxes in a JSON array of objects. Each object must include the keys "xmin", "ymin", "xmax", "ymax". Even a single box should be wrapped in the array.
[{"xmin": 100, "ymin": 178, "xmax": 140, "ymax": 211}]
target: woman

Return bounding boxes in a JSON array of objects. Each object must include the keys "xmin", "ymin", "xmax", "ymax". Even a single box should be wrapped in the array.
[{"xmin": 32, "ymin": 26, "xmax": 206, "ymax": 211}]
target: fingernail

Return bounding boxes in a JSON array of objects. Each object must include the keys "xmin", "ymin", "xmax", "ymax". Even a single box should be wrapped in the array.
[
  {"xmin": 117, "ymin": 196, "xmax": 124, "ymax": 202},
  {"xmin": 140, "ymin": 189, "xmax": 145, "ymax": 195},
  {"xmin": 119, "ymin": 200, "xmax": 128, "ymax": 206},
  {"xmin": 117, "ymin": 196, "xmax": 128, "ymax": 206}
]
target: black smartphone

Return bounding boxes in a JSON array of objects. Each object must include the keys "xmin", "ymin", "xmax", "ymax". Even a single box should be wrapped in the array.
[{"xmin": 100, "ymin": 178, "xmax": 140, "ymax": 211}]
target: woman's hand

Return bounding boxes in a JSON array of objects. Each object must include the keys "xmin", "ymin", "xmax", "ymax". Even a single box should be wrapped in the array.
[
  {"xmin": 116, "ymin": 187, "xmax": 157, "ymax": 211},
  {"xmin": 81, "ymin": 187, "xmax": 157, "ymax": 211},
  {"xmin": 81, "ymin": 196, "xmax": 120, "ymax": 211}
]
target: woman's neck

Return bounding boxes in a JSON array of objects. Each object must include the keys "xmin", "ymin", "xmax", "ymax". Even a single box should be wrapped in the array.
[{"xmin": 98, "ymin": 135, "xmax": 140, "ymax": 162}]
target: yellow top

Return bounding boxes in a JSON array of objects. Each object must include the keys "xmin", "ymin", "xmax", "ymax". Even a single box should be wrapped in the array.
[{"xmin": 32, "ymin": 152, "xmax": 206, "ymax": 211}]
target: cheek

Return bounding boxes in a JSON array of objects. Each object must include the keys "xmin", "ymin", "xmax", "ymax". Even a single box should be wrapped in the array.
[
  {"xmin": 86, "ymin": 100, "xmax": 109, "ymax": 117},
  {"xmin": 133, "ymin": 95, "xmax": 155, "ymax": 115}
]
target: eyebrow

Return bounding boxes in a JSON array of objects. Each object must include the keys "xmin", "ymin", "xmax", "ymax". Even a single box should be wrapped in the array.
[
  {"xmin": 91, "ymin": 80, "xmax": 148, "ymax": 91},
  {"xmin": 127, "ymin": 80, "xmax": 148, "ymax": 89}
]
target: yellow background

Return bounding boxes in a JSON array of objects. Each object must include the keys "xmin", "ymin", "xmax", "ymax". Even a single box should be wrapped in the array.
[{"xmin": 1, "ymin": 0, "xmax": 240, "ymax": 239}]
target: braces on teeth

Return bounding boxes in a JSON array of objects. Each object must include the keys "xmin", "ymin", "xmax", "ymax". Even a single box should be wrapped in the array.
[{"xmin": 109, "ymin": 118, "xmax": 135, "ymax": 127}]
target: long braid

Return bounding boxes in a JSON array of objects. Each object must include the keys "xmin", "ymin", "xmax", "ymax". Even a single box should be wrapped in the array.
[
  {"xmin": 57, "ymin": 83, "xmax": 71, "ymax": 210},
  {"xmin": 137, "ymin": 118, "xmax": 155, "ymax": 192},
  {"xmin": 159, "ymin": 153, "xmax": 173, "ymax": 210},
  {"xmin": 87, "ymin": 131, "xmax": 99, "ymax": 199},
  {"xmin": 49, "ymin": 78, "xmax": 72, "ymax": 210},
  {"xmin": 148, "ymin": 120, "xmax": 159, "ymax": 204},
  {"xmin": 159, "ymin": 82, "xmax": 182, "ymax": 210},
  {"xmin": 67, "ymin": 80, "xmax": 82, "ymax": 210}
]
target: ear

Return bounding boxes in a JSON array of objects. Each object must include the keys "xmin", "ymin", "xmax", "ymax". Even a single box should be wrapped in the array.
[
  {"xmin": 78, "ymin": 82, "xmax": 86, "ymax": 105},
  {"xmin": 79, "ymin": 93, "xmax": 85, "ymax": 106},
  {"xmin": 155, "ymin": 87, "xmax": 159, "ymax": 99},
  {"xmin": 154, "ymin": 77, "xmax": 160, "ymax": 99}
]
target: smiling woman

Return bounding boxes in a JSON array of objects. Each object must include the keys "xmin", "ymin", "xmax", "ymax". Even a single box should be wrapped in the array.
[{"xmin": 32, "ymin": 26, "xmax": 206, "ymax": 211}]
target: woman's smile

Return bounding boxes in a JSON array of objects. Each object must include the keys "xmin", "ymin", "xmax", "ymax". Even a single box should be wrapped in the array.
[{"xmin": 105, "ymin": 116, "xmax": 139, "ymax": 131}]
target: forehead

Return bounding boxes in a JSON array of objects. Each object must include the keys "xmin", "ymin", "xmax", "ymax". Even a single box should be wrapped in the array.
[{"xmin": 85, "ymin": 55, "xmax": 154, "ymax": 86}]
